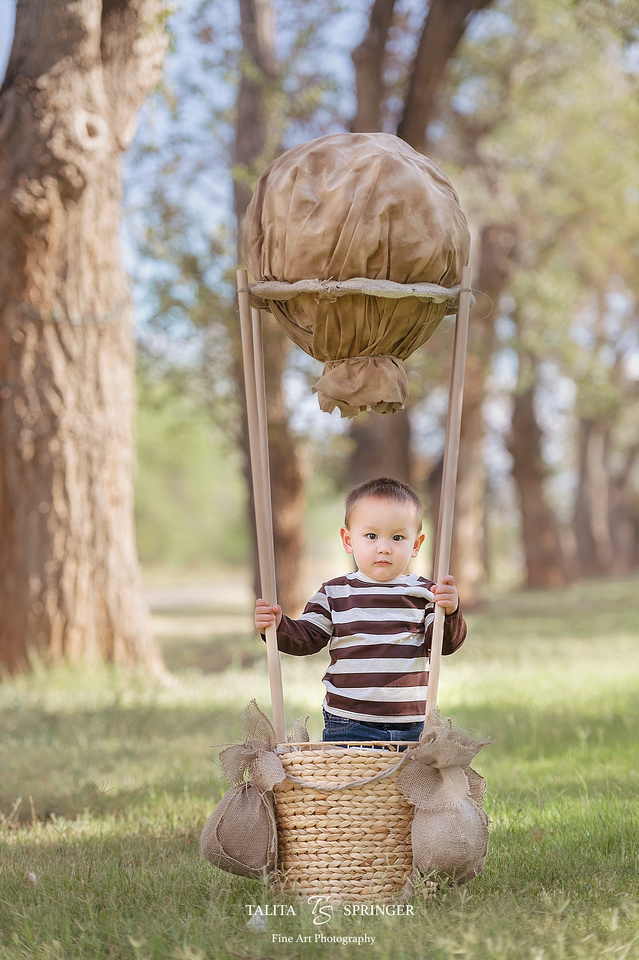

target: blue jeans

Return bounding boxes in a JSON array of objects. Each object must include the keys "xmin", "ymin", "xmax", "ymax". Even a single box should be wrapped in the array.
[{"xmin": 322, "ymin": 708, "xmax": 423, "ymax": 744}]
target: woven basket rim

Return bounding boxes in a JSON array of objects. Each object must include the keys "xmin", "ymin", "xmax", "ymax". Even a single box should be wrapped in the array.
[{"xmin": 279, "ymin": 741, "xmax": 414, "ymax": 751}]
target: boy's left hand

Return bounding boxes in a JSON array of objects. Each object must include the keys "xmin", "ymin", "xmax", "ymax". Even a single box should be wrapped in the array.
[{"xmin": 433, "ymin": 575, "xmax": 459, "ymax": 615}]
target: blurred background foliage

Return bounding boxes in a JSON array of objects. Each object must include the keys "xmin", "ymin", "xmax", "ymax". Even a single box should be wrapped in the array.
[
  {"xmin": 135, "ymin": 357, "xmax": 247, "ymax": 568},
  {"xmin": 125, "ymin": 0, "xmax": 639, "ymax": 599}
]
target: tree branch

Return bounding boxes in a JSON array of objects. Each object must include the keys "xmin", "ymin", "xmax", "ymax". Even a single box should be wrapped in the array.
[
  {"xmin": 100, "ymin": 0, "xmax": 169, "ymax": 149},
  {"xmin": 234, "ymin": 0, "xmax": 280, "ymax": 228},
  {"xmin": 397, "ymin": 0, "xmax": 492, "ymax": 153},
  {"xmin": 350, "ymin": 0, "xmax": 396, "ymax": 132}
]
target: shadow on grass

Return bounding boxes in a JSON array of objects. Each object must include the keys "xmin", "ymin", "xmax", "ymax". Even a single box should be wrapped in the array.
[
  {"xmin": 0, "ymin": 698, "xmax": 242, "ymax": 743},
  {"xmin": 0, "ymin": 698, "xmax": 241, "ymax": 823},
  {"xmin": 161, "ymin": 633, "xmax": 263, "ymax": 672},
  {"xmin": 0, "ymin": 775, "xmax": 230, "ymax": 827}
]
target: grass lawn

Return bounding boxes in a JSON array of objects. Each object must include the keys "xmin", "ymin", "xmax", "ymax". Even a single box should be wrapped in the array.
[{"xmin": 1, "ymin": 573, "xmax": 638, "ymax": 959}]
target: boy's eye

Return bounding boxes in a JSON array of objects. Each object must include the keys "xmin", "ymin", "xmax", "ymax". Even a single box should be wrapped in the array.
[
  {"xmin": 365, "ymin": 533, "xmax": 377, "ymax": 540},
  {"xmin": 392, "ymin": 535, "xmax": 404, "ymax": 541}
]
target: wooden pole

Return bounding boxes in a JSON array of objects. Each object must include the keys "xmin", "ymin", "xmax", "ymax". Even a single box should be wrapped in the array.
[
  {"xmin": 425, "ymin": 265, "xmax": 472, "ymax": 719},
  {"xmin": 251, "ymin": 308, "xmax": 276, "ymax": 581},
  {"xmin": 237, "ymin": 270, "xmax": 286, "ymax": 741}
]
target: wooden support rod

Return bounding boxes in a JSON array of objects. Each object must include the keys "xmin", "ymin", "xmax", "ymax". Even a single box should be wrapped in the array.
[
  {"xmin": 425, "ymin": 264, "xmax": 472, "ymax": 719},
  {"xmin": 237, "ymin": 270, "xmax": 286, "ymax": 741},
  {"xmin": 251, "ymin": 308, "xmax": 277, "ymax": 585}
]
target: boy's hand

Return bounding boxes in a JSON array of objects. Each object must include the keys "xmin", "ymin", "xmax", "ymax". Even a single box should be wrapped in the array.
[
  {"xmin": 254, "ymin": 598, "xmax": 282, "ymax": 632},
  {"xmin": 433, "ymin": 575, "xmax": 459, "ymax": 616}
]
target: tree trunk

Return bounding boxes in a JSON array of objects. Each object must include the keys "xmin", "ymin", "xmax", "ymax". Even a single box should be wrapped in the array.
[
  {"xmin": 608, "ymin": 445, "xmax": 639, "ymax": 573},
  {"xmin": 234, "ymin": 0, "xmax": 306, "ymax": 614},
  {"xmin": 397, "ymin": 0, "xmax": 493, "ymax": 154},
  {"xmin": 508, "ymin": 379, "xmax": 568, "ymax": 588},
  {"xmin": 449, "ymin": 223, "xmax": 517, "ymax": 607},
  {"xmin": 572, "ymin": 417, "xmax": 615, "ymax": 576},
  {"xmin": 346, "ymin": 0, "xmax": 492, "ymax": 486},
  {"xmin": 0, "ymin": 0, "xmax": 167, "ymax": 675},
  {"xmin": 349, "ymin": 410, "xmax": 412, "ymax": 486},
  {"xmin": 350, "ymin": 0, "xmax": 396, "ymax": 134}
]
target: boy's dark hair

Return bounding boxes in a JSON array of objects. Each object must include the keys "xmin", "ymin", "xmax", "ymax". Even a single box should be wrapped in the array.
[{"xmin": 344, "ymin": 477, "xmax": 423, "ymax": 529}]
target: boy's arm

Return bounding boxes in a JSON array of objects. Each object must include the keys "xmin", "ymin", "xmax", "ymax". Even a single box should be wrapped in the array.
[
  {"xmin": 255, "ymin": 588, "xmax": 333, "ymax": 657},
  {"xmin": 276, "ymin": 614, "xmax": 332, "ymax": 656}
]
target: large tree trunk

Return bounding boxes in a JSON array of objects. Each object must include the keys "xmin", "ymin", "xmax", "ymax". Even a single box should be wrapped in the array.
[
  {"xmin": 449, "ymin": 223, "xmax": 517, "ymax": 607},
  {"xmin": 234, "ymin": 0, "xmax": 306, "ymax": 614},
  {"xmin": 508, "ymin": 377, "xmax": 569, "ymax": 588},
  {"xmin": 0, "ymin": 0, "xmax": 167, "ymax": 674}
]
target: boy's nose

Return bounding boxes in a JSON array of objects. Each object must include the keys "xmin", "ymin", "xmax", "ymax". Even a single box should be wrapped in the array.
[{"xmin": 377, "ymin": 540, "xmax": 392, "ymax": 554}]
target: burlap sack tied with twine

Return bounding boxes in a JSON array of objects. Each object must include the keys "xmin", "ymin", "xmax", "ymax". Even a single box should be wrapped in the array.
[
  {"xmin": 243, "ymin": 132, "xmax": 470, "ymax": 418},
  {"xmin": 395, "ymin": 712, "xmax": 491, "ymax": 883},
  {"xmin": 199, "ymin": 783, "xmax": 278, "ymax": 879},
  {"xmin": 200, "ymin": 701, "xmax": 309, "ymax": 879}
]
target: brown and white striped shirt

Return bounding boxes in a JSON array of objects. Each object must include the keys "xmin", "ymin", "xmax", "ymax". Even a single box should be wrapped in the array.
[{"xmin": 275, "ymin": 571, "xmax": 467, "ymax": 723}]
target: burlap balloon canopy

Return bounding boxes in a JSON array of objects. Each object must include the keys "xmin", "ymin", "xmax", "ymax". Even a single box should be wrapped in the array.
[{"xmin": 242, "ymin": 132, "xmax": 470, "ymax": 418}]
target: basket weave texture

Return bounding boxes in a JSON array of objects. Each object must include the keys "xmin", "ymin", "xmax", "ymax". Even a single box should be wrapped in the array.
[{"xmin": 272, "ymin": 744, "xmax": 436, "ymax": 902}]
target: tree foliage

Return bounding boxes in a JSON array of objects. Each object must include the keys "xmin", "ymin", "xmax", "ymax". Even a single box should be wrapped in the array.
[{"xmin": 438, "ymin": 0, "xmax": 639, "ymax": 581}]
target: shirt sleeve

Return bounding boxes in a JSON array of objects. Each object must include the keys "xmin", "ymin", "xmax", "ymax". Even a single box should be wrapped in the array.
[
  {"xmin": 266, "ymin": 585, "xmax": 334, "ymax": 657},
  {"xmin": 421, "ymin": 577, "xmax": 467, "ymax": 655},
  {"xmin": 441, "ymin": 604, "xmax": 467, "ymax": 655}
]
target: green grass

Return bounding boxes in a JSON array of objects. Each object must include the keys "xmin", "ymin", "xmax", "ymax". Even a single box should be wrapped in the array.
[{"xmin": 1, "ymin": 574, "xmax": 638, "ymax": 959}]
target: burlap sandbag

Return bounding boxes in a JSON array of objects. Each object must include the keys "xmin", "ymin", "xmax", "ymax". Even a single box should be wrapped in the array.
[
  {"xmin": 411, "ymin": 799, "xmax": 490, "ymax": 883},
  {"xmin": 200, "ymin": 783, "xmax": 277, "ymax": 879},
  {"xmin": 243, "ymin": 132, "xmax": 470, "ymax": 417},
  {"xmin": 395, "ymin": 713, "xmax": 491, "ymax": 885}
]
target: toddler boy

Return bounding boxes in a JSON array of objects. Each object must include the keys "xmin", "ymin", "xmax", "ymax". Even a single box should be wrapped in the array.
[{"xmin": 254, "ymin": 477, "xmax": 466, "ymax": 742}]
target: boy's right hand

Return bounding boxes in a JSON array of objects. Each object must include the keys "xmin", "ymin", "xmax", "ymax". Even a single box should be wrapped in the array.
[{"xmin": 254, "ymin": 598, "xmax": 282, "ymax": 632}]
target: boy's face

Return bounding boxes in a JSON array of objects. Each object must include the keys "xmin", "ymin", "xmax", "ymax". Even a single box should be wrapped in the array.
[{"xmin": 340, "ymin": 496, "xmax": 425, "ymax": 582}]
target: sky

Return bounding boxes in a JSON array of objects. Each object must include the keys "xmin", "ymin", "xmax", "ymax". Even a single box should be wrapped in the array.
[{"xmin": 0, "ymin": 0, "xmax": 14, "ymax": 81}]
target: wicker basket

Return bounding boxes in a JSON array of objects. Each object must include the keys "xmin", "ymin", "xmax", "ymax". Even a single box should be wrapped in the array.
[{"xmin": 272, "ymin": 742, "xmax": 437, "ymax": 902}]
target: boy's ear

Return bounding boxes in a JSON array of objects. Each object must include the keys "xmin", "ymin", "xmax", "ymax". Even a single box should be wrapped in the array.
[
  {"xmin": 411, "ymin": 532, "xmax": 426, "ymax": 558},
  {"xmin": 340, "ymin": 526, "xmax": 354, "ymax": 555}
]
